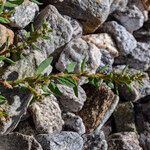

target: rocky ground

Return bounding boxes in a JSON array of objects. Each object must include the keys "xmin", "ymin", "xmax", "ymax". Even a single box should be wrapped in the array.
[{"xmin": 0, "ymin": 0, "xmax": 150, "ymax": 150}]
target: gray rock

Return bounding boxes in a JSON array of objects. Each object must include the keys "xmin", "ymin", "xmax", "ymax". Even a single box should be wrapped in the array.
[
  {"xmin": 36, "ymin": 131, "xmax": 84, "ymax": 150},
  {"xmin": 29, "ymin": 95, "xmax": 64, "ymax": 134},
  {"xmin": 128, "ymin": 0, "xmax": 149, "ymax": 21},
  {"xmin": 82, "ymin": 33, "xmax": 119, "ymax": 58},
  {"xmin": 34, "ymin": 5, "xmax": 73, "ymax": 55},
  {"xmin": 83, "ymin": 130, "xmax": 108, "ymax": 150},
  {"xmin": 0, "ymin": 132, "xmax": 43, "ymax": 150},
  {"xmin": 10, "ymin": 0, "xmax": 39, "ymax": 28},
  {"xmin": 46, "ymin": 0, "xmax": 111, "ymax": 33},
  {"xmin": 63, "ymin": 15, "xmax": 83, "ymax": 38},
  {"xmin": 78, "ymin": 84, "xmax": 119, "ymax": 133},
  {"xmin": 62, "ymin": 112, "xmax": 85, "ymax": 135},
  {"xmin": 108, "ymin": 132, "xmax": 142, "ymax": 150},
  {"xmin": 110, "ymin": 0, "xmax": 128, "ymax": 13},
  {"xmin": 113, "ymin": 5, "xmax": 144, "ymax": 33},
  {"xmin": 56, "ymin": 38, "xmax": 102, "ymax": 74},
  {"xmin": 115, "ymin": 42, "xmax": 150, "ymax": 71},
  {"xmin": 113, "ymin": 102, "xmax": 136, "ymax": 132},
  {"xmin": 100, "ymin": 21, "xmax": 137, "ymax": 56},
  {"xmin": 0, "ymin": 87, "xmax": 33, "ymax": 134},
  {"xmin": 57, "ymin": 84, "xmax": 86, "ymax": 112}
]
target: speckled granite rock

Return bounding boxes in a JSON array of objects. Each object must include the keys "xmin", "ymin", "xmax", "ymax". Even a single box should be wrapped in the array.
[
  {"xmin": 45, "ymin": 0, "xmax": 111, "ymax": 33},
  {"xmin": 10, "ymin": 0, "xmax": 39, "ymax": 28},
  {"xmin": 29, "ymin": 95, "xmax": 64, "ymax": 134},
  {"xmin": 56, "ymin": 38, "xmax": 102, "ymax": 74},
  {"xmin": 78, "ymin": 84, "xmax": 119, "ymax": 133},
  {"xmin": 36, "ymin": 132, "xmax": 84, "ymax": 150},
  {"xmin": 113, "ymin": 5, "xmax": 144, "ymax": 33},
  {"xmin": 0, "ymin": 132, "xmax": 43, "ymax": 150},
  {"xmin": 108, "ymin": 132, "xmax": 142, "ymax": 150},
  {"xmin": 0, "ymin": 87, "xmax": 32, "ymax": 134},
  {"xmin": 82, "ymin": 33, "xmax": 118, "ymax": 58},
  {"xmin": 34, "ymin": 5, "xmax": 73, "ymax": 55},
  {"xmin": 100, "ymin": 21, "xmax": 137, "ymax": 56},
  {"xmin": 57, "ymin": 84, "xmax": 86, "ymax": 112},
  {"xmin": 113, "ymin": 102, "xmax": 136, "ymax": 132},
  {"xmin": 83, "ymin": 129, "xmax": 108, "ymax": 150},
  {"xmin": 62, "ymin": 112, "xmax": 85, "ymax": 135}
]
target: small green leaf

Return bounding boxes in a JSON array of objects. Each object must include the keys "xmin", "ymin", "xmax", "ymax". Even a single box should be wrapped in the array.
[
  {"xmin": 31, "ymin": 43, "xmax": 41, "ymax": 50},
  {"xmin": 80, "ymin": 57, "xmax": 86, "ymax": 73},
  {"xmin": 73, "ymin": 85, "xmax": 78, "ymax": 97},
  {"xmin": 0, "ymin": 95, "xmax": 6, "ymax": 105},
  {"xmin": 48, "ymin": 82, "xmax": 62, "ymax": 96},
  {"xmin": 31, "ymin": 0, "xmax": 43, "ymax": 5},
  {"xmin": 122, "ymin": 65, "xmax": 129, "ymax": 76},
  {"xmin": 66, "ymin": 62, "xmax": 77, "ymax": 73},
  {"xmin": 57, "ymin": 77, "xmax": 76, "ymax": 88},
  {"xmin": 0, "ymin": 17, "xmax": 10, "ymax": 24},
  {"xmin": 35, "ymin": 57, "xmax": 53, "ymax": 75},
  {"xmin": 0, "ymin": 56, "xmax": 16, "ymax": 64},
  {"xmin": 4, "ymin": 2, "xmax": 18, "ymax": 7},
  {"xmin": 107, "ymin": 82, "xmax": 114, "ymax": 89},
  {"xmin": 98, "ymin": 65, "xmax": 109, "ymax": 73}
]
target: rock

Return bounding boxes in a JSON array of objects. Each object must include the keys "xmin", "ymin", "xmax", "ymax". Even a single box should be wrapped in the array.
[
  {"xmin": 135, "ymin": 99, "xmax": 150, "ymax": 150},
  {"xmin": 113, "ymin": 102, "xmax": 136, "ymax": 132},
  {"xmin": 10, "ymin": 0, "xmax": 39, "ymax": 28},
  {"xmin": 128, "ymin": 0, "xmax": 149, "ymax": 21},
  {"xmin": 56, "ymin": 38, "xmax": 102, "ymax": 74},
  {"xmin": 36, "ymin": 131, "xmax": 84, "ymax": 150},
  {"xmin": 110, "ymin": 0, "xmax": 128, "ymax": 13},
  {"xmin": 29, "ymin": 94, "xmax": 64, "ymax": 134},
  {"xmin": 34, "ymin": 5, "xmax": 73, "ymax": 55},
  {"xmin": 14, "ymin": 118, "xmax": 38, "ymax": 136},
  {"xmin": 100, "ymin": 21, "xmax": 137, "ymax": 56},
  {"xmin": 114, "ymin": 65, "xmax": 150, "ymax": 101},
  {"xmin": 97, "ymin": 49, "xmax": 114, "ymax": 74},
  {"xmin": 83, "ymin": 130, "xmax": 108, "ymax": 150},
  {"xmin": 57, "ymin": 84, "xmax": 86, "ymax": 112},
  {"xmin": 113, "ymin": 5, "xmax": 144, "ymax": 33},
  {"xmin": 62, "ymin": 112, "xmax": 85, "ymax": 135},
  {"xmin": 0, "ymin": 24, "xmax": 14, "ymax": 51},
  {"xmin": 78, "ymin": 84, "xmax": 119, "ymax": 133},
  {"xmin": 63, "ymin": 15, "xmax": 83, "ymax": 38},
  {"xmin": 82, "ymin": 33, "xmax": 119, "ymax": 58},
  {"xmin": 1, "ymin": 50, "xmax": 50, "ymax": 80},
  {"xmin": 0, "ymin": 132, "xmax": 43, "ymax": 150},
  {"xmin": 108, "ymin": 132, "xmax": 142, "ymax": 150},
  {"xmin": 46, "ymin": 0, "xmax": 111, "ymax": 33},
  {"xmin": 115, "ymin": 42, "xmax": 150, "ymax": 71},
  {"xmin": 0, "ymin": 87, "xmax": 33, "ymax": 134}
]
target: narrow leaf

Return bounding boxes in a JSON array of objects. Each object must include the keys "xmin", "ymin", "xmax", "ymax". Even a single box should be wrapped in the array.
[
  {"xmin": 0, "ymin": 17, "xmax": 10, "ymax": 24},
  {"xmin": 80, "ymin": 57, "xmax": 86, "ymax": 73},
  {"xmin": 31, "ymin": 0, "xmax": 43, "ymax": 5},
  {"xmin": 0, "ymin": 56, "xmax": 16, "ymax": 64},
  {"xmin": 0, "ymin": 95, "xmax": 6, "ymax": 105},
  {"xmin": 35, "ymin": 57, "xmax": 53, "ymax": 75},
  {"xmin": 66, "ymin": 62, "xmax": 77, "ymax": 73},
  {"xmin": 48, "ymin": 82, "xmax": 62, "ymax": 96}
]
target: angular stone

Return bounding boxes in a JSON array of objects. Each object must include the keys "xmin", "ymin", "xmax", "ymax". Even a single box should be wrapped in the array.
[
  {"xmin": 1, "ymin": 50, "xmax": 50, "ymax": 80},
  {"xmin": 113, "ymin": 5, "xmax": 144, "ymax": 33},
  {"xmin": 0, "ymin": 87, "xmax": 33, "ymax": 134},
  {"xmin": 110, "ymin": 0, "xmax": 128, "ymax": 13},
  {"xmin": 0, "ymin": 132, "xmax": 43, "ymax": 150},
  {"xmin": 83, "ymin": 130, "xmax": 108, "ymax": 150},
  {"xmin": 56, "ymin": 38, "xmax": 102, "ymax": 74},
  {"xmin": 29, "ymin": 95, "xmax": 64, "ymax": 134},
  {"xmin": 82, "ymin": 33, "xmax": 118, "ymax": 58},
  {"xmin": 100, "ymin": 21, "xmax": 137, "ymax": 56},
  {"xmin": 113, "ymin": 102, "xmax": 136, "ymax": 132},
  {"xmin": 115, "ymin": 42, "xmax": 150, "ymax": 71},
  {"xmin": 62, "ymin": 112, "xmax": 85, "ymax": 135},
  {"xmin": 57, "ymin": 84, "xmax": 86, "ymax": 112},
  {"xmin": 10, "ymin": 0, "xmax": 39, "ymax": 28},
  {"xmin": 108, "ymin": 132, "xmax": 142, "ymax": 150},
  {"xmin": 63, "ymin": 15, "xmax": 83, "ymax": 38},
  {"xmin": 36, "ymin": 132, "xmax": 84, "ymax": 150},
  {"xmin": 34, "ymin": 5, "xmax": 73, "ymax": 55},
  {"xmin": 0, "ymin": 24, "xmax": 14, "ymax": 51},
  {"xmin": 78, "ymin": 84, "xmax": 119, "ymax": 133},
  {"xmin": 45, "ymin": 0, "xmax": 111, "ymax": 33}
]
